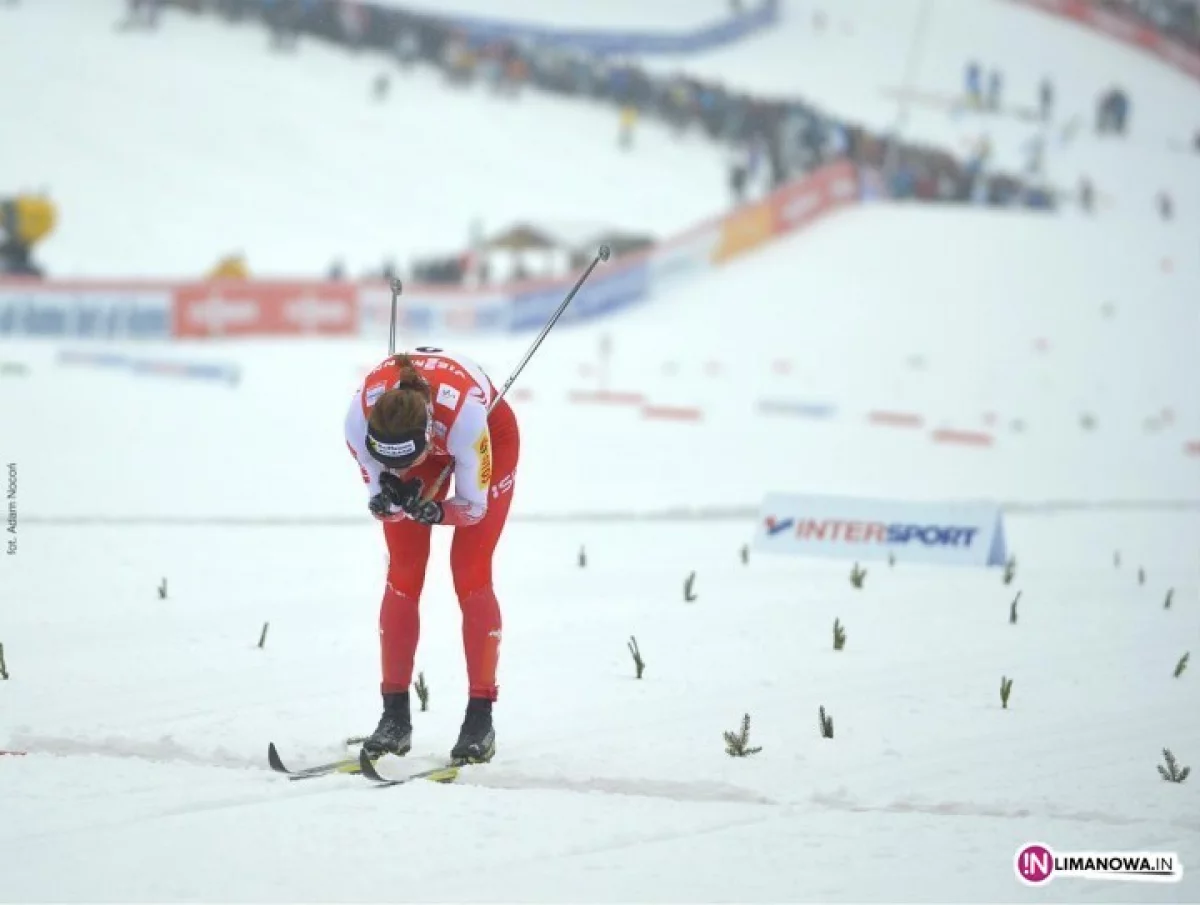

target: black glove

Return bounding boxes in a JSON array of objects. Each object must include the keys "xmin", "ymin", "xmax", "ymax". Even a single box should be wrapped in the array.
[
  {"xmin": 406, "ymin": 498, "xmax": 444, "ymax": 525},
  {"xmin": 379, "ymin": 472, "xmax": 422, "ymax": 510},
  {"xmin": 379, "ymin": 472, "xmax": 443, "ymax": 525},
  {"xmin": 368, "ymin": 491, "xmax": 399, "ymax": 520}
]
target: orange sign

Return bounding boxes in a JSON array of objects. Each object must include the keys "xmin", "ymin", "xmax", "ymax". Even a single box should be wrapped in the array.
[{"xmin": 712, "ymin": 201, "xmax": 774, "ymax": 264}]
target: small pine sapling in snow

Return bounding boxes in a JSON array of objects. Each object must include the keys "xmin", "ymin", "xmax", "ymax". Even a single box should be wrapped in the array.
[
  {"xmin": 723, "ymin": 713, "xmax": 762, "ymax": 757},
  {"xmin": 1138, "ymin": 566, "xmax": 1146, "ymax": 585},
  {"xmin": 740, "ymin": 544, "xmax": 749, "ymax": 565},
  {"xmin": 684, "ymin": 571, "xmax": 697, "ymax": 602},
  {"xmin": 818, "ymin": 705, "xmax": 834, "ymax": 739},
  {"xmin": 1003, "ymin": 556, "xmax": 1016, "ymax": 585},
  {"xmin": 415, "ymin": 671, "xmax": 430, "ymax": 711},
  {"xmin": 627, "ymin": 635, "xmax": 645, "ymax": 679},
  {"xmin": 1009, "ymin": 592, "xmax": 1021, "ymax": 625},
  {"xmin": 888, "ymin": 551, "xmax": 896, "ymax": 568},
  {"xmin": 257, "ymin": 622, "xmax": 270, "ymax": 650},
  {"xmin": 1000, "ymin": 675, "xmax": 1014, "ymax": 709},
  {"xmin": 0, "ymin": 642, "xmax": 8, "ymax": 680},
  {"xmin": 832, "ymin": 618, "xmax": 846, "ymax": 651},
  {"xmin": 1157, "ymin": 748, "xmax": 1190, "ymax": 783},
  {"xmin": 578, "ymin": 546, "xmax": 586, "ymax": 568},
  {"xmin": 157, "ymin": 578, "xmax": 168, "ymax": 600},
  {"xmin": 849, "ymin": 562, "xmax": 866, "ymax": 589},
  {"xmin": 1174, "ymin": 652, "xmax": 1189, "ymax": 679},
  {"xmin": 1114, "ymin": 550, "xmax": 1121, "ymax": 568},
  {"xmin": 1164, "ymin": 588, "xmax": 1174, "ymax": 610}
]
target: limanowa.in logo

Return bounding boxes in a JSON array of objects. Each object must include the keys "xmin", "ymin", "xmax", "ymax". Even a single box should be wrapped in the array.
[{"xmin": 1015, "ymin": 842, "xmax": 1183, "ymax": 886}]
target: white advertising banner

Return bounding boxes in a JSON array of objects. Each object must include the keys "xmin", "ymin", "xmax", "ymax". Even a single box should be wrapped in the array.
[{"xmin": 753, "ymin": 493, "xmax": 1008, "ymax": 568}]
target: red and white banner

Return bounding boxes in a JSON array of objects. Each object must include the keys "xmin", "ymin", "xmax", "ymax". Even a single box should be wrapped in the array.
[
  {"xmin": 173, "ymin": 282, "xmax": 357, "ymax": 338},
  {"xmin": 770, "ymin": 159, "xmax": 859, "ymax": 237},
  {"xmin": 1011, "ymin": 0, "xmax": 1200, "ymax": 81}
]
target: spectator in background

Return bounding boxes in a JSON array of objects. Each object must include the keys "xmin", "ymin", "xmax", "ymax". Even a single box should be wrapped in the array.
[
  {"xmin": 987, "ymin": 68, "xmax": 1003, "ymax": 112},
  {"xmin": 1097, "ymin": 88, "xmax": 1130, "ymax": 135},
  {"xmin": 264, "ymin": 0, "xmax": 300, "ymax": 50},
  {"xmin": 442, "ymin": 30, "xmax": 475, "ymax": 86},
  {"xmin": 209, "ymin": 252, "xmax": 248, "ymax": 279},
  {"xmin": 1023, "ymin": 133, "xmax": 1045, "ymax": 177},
  {"xmin": 727, "ymin": 140, "xmax": 753, "ymax": 205},
  {"xmin": 618, "ymin": 104, "xmax": 638, "ymax": 150},
  {"xmin": 121, "ymin": 0, "xmax": 161, "ymax": 30},
  {"xmin": 1079, "ymin": 176, "xmax": 1095, "ymax": 213},
  {"xmin": 393, "ymin": 25, "xmax": 421, "ymax": 70},
  {"xmin": 1157, "ymin": 190, "xmax": 1174, "ymax": 220},
  {"xmin": 965, "ymin": 60, "xmax": 982, "ymax": 108},
  {"xmin": 1039, "ymin": 76, "xmax": 1055, "ymax": 121},
  {"xmin": 337, "ymin": 0, "xmax": 368, "ymax": 50}
]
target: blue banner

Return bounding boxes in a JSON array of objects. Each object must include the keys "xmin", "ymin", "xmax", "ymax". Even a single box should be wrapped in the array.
[
  {"xmin": 0, "ymin": 290, "xmax": 172, "ymax": 339},
  {"xmin": 429, "ymin": 0, "xmax": 779, "ymax": 56},
  {"xmin": 508, "ymin": 261, "xmax": 649, "ymax": 332}
]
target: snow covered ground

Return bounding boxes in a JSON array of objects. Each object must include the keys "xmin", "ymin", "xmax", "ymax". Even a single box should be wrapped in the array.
[
  {"xmin": 3, "ymin": 1, "xmax": 1199, "ymax": 900},
  {"xmin": 1, "ymin": 513, "xmax": 1197, "ymax": 902},
  {"xmin": 3, "ymin": 206, "xmax": 1199, "ymax": 900}
]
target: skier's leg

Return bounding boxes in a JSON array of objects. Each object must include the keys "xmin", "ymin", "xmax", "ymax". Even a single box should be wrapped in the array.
[
  {"xmin": 446, "ymin": 402, "xmax": 518, "ymax": 762},
  {"xmin": 379, "ymin": 516, "xmax": 432, "ymax": 695},
  {"xmin": 449, "ymin": 405, "xmax": 519, "ymax": 701},
  {"xmin": 377, "ymin": 456, "xmax": 453, "ymax": 694}
]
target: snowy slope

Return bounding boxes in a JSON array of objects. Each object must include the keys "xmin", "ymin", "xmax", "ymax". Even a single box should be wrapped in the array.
[{"xmin": 0, "ymin": 1, "xmax": 728, "ymax": 278}]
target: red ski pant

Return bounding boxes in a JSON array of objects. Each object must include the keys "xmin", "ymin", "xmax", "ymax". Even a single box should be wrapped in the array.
[{"xmin": 378, "ymin": 398, "xmax": 518, "ymax": 702}]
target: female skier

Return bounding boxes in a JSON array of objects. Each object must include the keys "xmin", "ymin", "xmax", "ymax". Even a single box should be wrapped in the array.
[{"xmin": 344, "ymin": 346, "xmax": 519, "ymax": 764}]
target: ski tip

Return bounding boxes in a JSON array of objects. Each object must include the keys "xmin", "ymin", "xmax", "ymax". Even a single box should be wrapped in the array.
[
  {"xmin": 358, "ymin": 747, "xmax": 386, "ymax": 782},
  {"xmin": 267, "ymin": 742, "xmax": 287, "ymax": 773}
]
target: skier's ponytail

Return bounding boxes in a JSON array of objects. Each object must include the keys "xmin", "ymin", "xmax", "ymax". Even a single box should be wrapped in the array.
[{"xmin": 389, "ymin": 354, "xmax": 431, "ymax": 400}]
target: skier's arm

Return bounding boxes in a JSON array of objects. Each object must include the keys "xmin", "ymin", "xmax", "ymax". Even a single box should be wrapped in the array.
[
  {"xmin": 344, "ymin": 391, "xmax": 386, "ymax": 500},
  {"xmin": 438, "ymin": 397, "xmax": 492, "ymax": 528}
]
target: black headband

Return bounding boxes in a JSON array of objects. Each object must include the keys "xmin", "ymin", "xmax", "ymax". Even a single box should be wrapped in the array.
[{"xmin": 366, "ymin": 424, "xmax": 428, "ymax": 469}]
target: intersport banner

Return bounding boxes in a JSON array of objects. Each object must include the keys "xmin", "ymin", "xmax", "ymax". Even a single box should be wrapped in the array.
[{"xmin": 754, "ymin": 492, "xmax": 1009, "ymax": 569}]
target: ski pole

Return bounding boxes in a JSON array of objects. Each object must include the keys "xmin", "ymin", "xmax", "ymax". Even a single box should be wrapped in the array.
[
  {"xmin": 423, "ymin": 244, "xmax": 611, "ymax": 501},
  {"xmin": 387, "ymin": 278, "xmax": 402, "ymax": 356}
]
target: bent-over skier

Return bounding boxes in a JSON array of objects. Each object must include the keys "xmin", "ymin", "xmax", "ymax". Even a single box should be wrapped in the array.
[{"xmin": 344, "ymin": 347, "xmax": 519, "ymax": 764}]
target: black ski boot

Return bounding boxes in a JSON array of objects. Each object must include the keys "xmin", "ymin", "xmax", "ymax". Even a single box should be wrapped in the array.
[
  {"xmin": 450, "ymin": 697, "xmax": 495, "ymax": 764},
  {"xmin": 362, "ymin": 691, "xmax": 412, "ymax": 758}
]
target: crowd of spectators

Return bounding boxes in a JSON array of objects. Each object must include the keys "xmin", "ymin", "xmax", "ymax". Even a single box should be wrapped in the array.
[
  {"xmin": 1097, "ymin": 0, "xmax": 1199, "ymax": 51},
  {"xmin": 101, "ymin": 0, "xmax": 1079, "ymax": 284},
  {"xmin": 161, "ymin": 0, "xmax": 1052, "ymax": 212}
]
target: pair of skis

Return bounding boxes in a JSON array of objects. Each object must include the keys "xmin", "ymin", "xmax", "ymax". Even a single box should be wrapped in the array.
[{"xmin": 267, "ymin": 742, "xmax": 460, "ymax": 788}]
